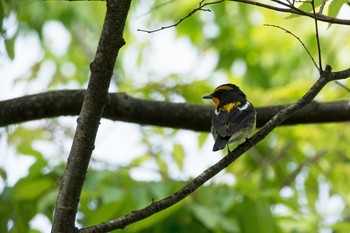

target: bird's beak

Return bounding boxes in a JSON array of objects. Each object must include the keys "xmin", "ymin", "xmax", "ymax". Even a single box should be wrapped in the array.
[{"xmin": 202, "ymin": 94, "xmax": 212, "ymax": 99}]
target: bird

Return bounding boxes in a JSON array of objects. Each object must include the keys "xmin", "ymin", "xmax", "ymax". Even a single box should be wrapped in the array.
[{"xmin": 203, "ymin": 83, "xmax": 256, "ymax": 152}]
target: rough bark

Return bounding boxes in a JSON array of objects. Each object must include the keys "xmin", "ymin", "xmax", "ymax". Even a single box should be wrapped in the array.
[
  {"xmin": 51, "ymin": 0, "xmax": 132, "ymax": 232},
  {"xmin": 1, "ymin": 90, "xmax": 349, "ymax": 131}
]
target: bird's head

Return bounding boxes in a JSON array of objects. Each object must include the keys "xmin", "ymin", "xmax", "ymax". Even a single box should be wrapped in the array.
[{"xmin": 202, "ymin": 83, "xmax": 246, "ymax": 108}]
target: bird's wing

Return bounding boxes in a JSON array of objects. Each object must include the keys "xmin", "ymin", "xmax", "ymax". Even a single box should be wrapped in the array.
[{"xmin": 212, "ymin": 104, "xmax": 255, "ymax": 137}]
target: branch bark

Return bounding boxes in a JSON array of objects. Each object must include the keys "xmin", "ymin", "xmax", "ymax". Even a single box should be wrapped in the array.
[
  {"xmin": 51, "ymin": 0, "xmax": 131, "ymax": 232},
  {"xmin": 79, "ymin": 65, "xmax": 349, "ymax": 232},
  {"xmin": 1, "ymin": 90, "xmax": 349, "ymax": 130},
  {"xmin": 235, "ymin": 0, "xmax": 350, "ymax": 25}
]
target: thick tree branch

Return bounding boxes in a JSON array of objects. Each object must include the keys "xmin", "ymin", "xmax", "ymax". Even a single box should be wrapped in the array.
[
  {"xmin": 1, "ymin": 90, "xmax": 349, "ymax": 130},
  {"xmin": 80, "ymin": 65, "xmax": 349, "ymax": 232},
  {"xmin": 51, "ymin": 0, "xmax": 131, "ymax": 232}
]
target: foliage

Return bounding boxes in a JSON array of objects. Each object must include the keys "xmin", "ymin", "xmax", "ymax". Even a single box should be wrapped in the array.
[{"xmin": 1, "ymin": 0, "xmax": 350, "ymax": 232}]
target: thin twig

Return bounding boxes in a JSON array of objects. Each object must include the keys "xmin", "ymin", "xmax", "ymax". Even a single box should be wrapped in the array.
[
  {"xmin": 136, "ymin": 0, "xmax": 178, "ymax": 19},
  {"xmin": 319, "ymin": 0, "xmax": 327, "ymax": 14},
  {"xmin": 285, "ymin": 0, "xmax": 294, "ymax": 7},
  {"xmin": 138, "ymin": 0, "xmax": 350, "ymax": 33},
  {"xmin": 247, "ymin": 0, "xmax": 350, "ymax": 25},
  {"xmin": 264, "ymin": 24, "xmax": 319, "ymax": 69},
  {"xmin": 311, "ymin": 0, "xmax": 323, "ymax": 72},
  {"xmin": 335, "ymin": 81, "xmax": 350, "ymax": 92},
  {"xmin": 137, "ymin": 0, "xmax": 225, "ymax": 33}
]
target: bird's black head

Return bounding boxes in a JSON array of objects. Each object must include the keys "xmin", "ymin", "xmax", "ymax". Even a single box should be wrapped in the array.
[{"xmin": 203, "ymin": 83, "xmax": 246, "ymax": 108}]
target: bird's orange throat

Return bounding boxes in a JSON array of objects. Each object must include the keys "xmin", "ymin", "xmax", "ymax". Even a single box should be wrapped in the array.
[{"xmin": 212, "ymin": 97, "xmax": 220, "ymax": 107}]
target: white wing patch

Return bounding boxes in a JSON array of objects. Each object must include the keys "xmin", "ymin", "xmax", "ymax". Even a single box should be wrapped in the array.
[{"xmin": 238, "ymin": 101, "xmax": 250, "ymax": 111}]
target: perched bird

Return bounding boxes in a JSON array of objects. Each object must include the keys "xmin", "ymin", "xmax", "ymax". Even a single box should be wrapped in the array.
[{"xmin": 203, "ymin": 83, "xmax": 256, "ymax": 152}]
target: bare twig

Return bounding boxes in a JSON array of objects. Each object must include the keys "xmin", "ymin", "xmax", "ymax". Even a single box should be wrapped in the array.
[
  {"xmin": 311, "ymin": 0, "xmax": 323, "ymax": 72},
  {"xmin": 335, "ymin": 81, "xmax": 350, "ymax": 92},
  {"xmin": 136, "ymin": 0, "xmax": 178, "ymax": 18},
  {"xmin": 285, "ymin": 0, "xmax": 295, "ymax": 7},
  {"xmin": 245, "ymin": 0, "xmax": 350, "ymax": 25},
  {"xmin": 319, "ymin": 0, "xmax": 327, "ymax": 14},
  {"xmin": 137, "ymin": 0, "xmax": 224, "ymax": 33},
  {"xmin": 138, "ymin": 0, "xmax": 350, "ymax": 34},
  {"xmin": 264, "ymin": 24, "xmax": 319, "ymax": 69}
]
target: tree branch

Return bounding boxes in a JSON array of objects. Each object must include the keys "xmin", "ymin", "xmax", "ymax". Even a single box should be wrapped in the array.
[
  {"xmin": 1, "ymin": 90, "xmax": 350, "ymax": 129},
  {"xmin": 79, "ymin": 65, "xmax": 349, "ymax": 233},
  {"xmin": 137, "ymin": 0, "xmax": 350, "ymax": 33},
  {"xmin": 238, "ymin": 0, "xmax": 350, "ymax": 25},
  {"xmin": 137, "ymin": 0, "xmax": 225, "ymax": 33},
  {"xmin": 51, "ymin": 0, "xmax": 131, "ymax": 232},
  {"xmin": 1, "ymin": 90, "xmax": 350, "ymax": 131}
]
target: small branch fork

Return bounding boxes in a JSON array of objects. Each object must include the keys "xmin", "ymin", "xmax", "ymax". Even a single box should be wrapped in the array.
[
  {"xmin": 265, "ymin": 0, "xmax": 323, "ymax": 72},
  {"xmin": 138, "ymin": 0, "xmax": 350, "ymax": 33}
]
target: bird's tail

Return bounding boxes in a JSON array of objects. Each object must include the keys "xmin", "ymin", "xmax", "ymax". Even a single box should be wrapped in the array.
[{"xmin": 213, "ymin": 136, "xmax": 230, "ymax": 151}]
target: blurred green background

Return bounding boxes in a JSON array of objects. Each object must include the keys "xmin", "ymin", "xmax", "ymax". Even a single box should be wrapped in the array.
[{"xmin": 1, "ymin": 0, "xmax": 350, "ymax": 232}]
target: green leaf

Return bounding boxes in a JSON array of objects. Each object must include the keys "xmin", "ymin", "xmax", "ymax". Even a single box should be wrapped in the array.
[
  {"xmin": 30, "ymin": 229, "xmax": 42, "ymax": 233},
  {"xmin": 13, "ymin": 206, "xmax": 31, "ymax": 233},
  {"xmin": 155, "ymin": 153, "xmax": 169, "ymax": 177},
  {"xmin": 37, "ymin": 189, "xmax": 58, "ymax": 213},
  {"xmin": 235, "ymin": 197, "xmax": 279, "ymax": 233},
  {"xmin": 0, "ymin": 167, "xmax": 7, "ymax": 180},
  {"xmin": 173, "ymin": 143, "xmax": 185, "ymax": 171},
  {"xmin": 100, "ymin": 186, "xmax": 125, "ymax": 204},
  {"xmin": 331, "ymin": 221, "xmax": 350, "ymax": 232},
  {"xmin": 128, "ymin": 199, "xmax": 184, "ymax": 232},
  {"xmin": 190, "ymin": 204, "xmax": 220, "ymax": 229},
  {"xmin": 198, "ymin": 132, "xmax": 209, "ymax": 149},
  {"xmin": 0, "ymin": 0, "xmax": 5, "ymax": 32},
  {"xmin": 297, "ymin": 0, "xmax": 324, "ymax": 13},
  {"xmin": 4, "ymin": 38, "xmax": 15, "ymax": 60},
  {"xmin": 13, "ymin": 178, "xmax": 53, "ymax": 201},
  {"xmin": 328, "ymin": 0, "xmax": 348, "ymax": 18},
  {"xmin": 127, "ymin": 153, "xmax": 151, "ymax": 168}
]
